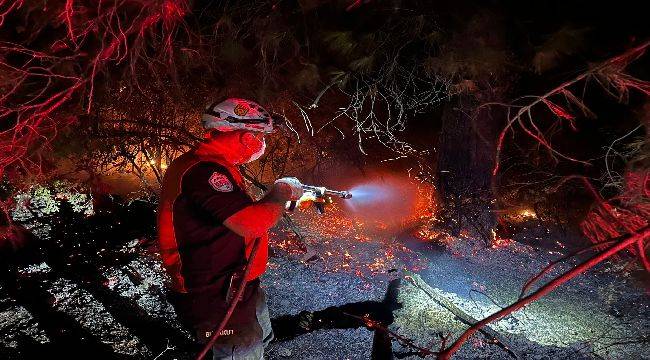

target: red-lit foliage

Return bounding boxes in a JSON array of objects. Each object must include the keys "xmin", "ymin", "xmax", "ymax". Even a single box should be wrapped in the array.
[
  {"xmin": 0, "ymin": 0, "xmax": 191, "ymax": 174},
  {"xmin": 580, "ymin": 172, "xmax": 650, "ymax": 270},
  {"xmin": 0, "ymin": 0, "xmax": 193, "ymax": 226}
]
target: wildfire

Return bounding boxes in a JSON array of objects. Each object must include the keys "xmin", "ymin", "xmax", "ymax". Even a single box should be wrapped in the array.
[
  {"xmin": 413, "ymin": 226, "xmax": 455, "ymax": 243},
  {"xmin": 269, "ymin": 192, "xmax": 431, "ymax": 278},
  {"xmin": 518, "ymin": 209, "xmax": 537, "ymax": 219},
  {"xmin": 499, "ymin": 207, "xmax": 539, "ymax": 224}
]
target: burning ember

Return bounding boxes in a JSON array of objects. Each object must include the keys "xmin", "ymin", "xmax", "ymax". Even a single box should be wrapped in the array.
[
  {"xmin": 500, "ymin": 207, "xmax": 538, "ymax": 223},
  {"xmin": 518, "ymin": 209, "xmax": 537, "ymax": 219},
  {"xmin": 490, "ymin": 229, "xmax": 514, "ymax": 248}
]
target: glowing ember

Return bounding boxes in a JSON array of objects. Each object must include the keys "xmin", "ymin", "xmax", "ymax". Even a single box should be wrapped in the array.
[
  {"xmin": 490, "ymin": 228, "xmax": 514, "ymax": 248},
  {"xmin": 500, "ymin": 207, "xmax": 539, "ymax": 224},
  {"xmin": 269, "ymin": 195, "xmax": 430, "ymax": 278},
  {"xmin": 490, "ymin": 237, "xmax": 514, "ymax": 248}
]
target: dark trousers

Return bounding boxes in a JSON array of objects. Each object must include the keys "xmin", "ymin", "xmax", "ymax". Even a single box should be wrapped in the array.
[{"xmin": 170, "ymin": 279, "xmax": 274, "ymax": 360}]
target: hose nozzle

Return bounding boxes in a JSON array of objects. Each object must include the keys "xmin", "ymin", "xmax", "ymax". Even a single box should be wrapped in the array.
[{"xmin": 302, "ymin": 185, "xmax": 352, "ymax": 199}]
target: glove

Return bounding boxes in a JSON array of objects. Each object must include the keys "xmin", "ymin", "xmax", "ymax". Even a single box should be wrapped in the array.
[
  {"xmin": 296, "ymin": 192, "xmax": 318, "ymax": 209},
  {"xmin": 273, "ymin": 177, "xmax": 303, "ymax": 201}
]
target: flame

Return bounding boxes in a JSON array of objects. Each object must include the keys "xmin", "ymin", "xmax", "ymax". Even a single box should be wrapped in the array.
[
  {"xmin": 490, "ymin": 228, "xmax": 514, "ymax": 248},
  {"xmin": 518, "ymin": 209, "xmax": 537, "ymax": 219}
]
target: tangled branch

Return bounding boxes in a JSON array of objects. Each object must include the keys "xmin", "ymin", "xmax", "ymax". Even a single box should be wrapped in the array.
[
  {"xmin": 487, "ymin": 40, "xmax": 650, "ymax": 176},
  {"xmin": 0, "ymin": 0, "xmax": 192, "ymax": 180},
  {"xmin": 291, "ymin": 63, "xmax": 452, "ymax": 185}
]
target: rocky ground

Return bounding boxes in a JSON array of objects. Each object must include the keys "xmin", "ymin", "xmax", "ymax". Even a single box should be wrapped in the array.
[{"xmin": 1, "ymin": 198, "xmax": 648, "ymax": 360}]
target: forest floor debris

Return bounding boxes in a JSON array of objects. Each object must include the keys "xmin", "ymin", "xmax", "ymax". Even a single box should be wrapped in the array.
[{"xmin": 1, "ymin": 216, "xmax": 648, "ymax": 359}]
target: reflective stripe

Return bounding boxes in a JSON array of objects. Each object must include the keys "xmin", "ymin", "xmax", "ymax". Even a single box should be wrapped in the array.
[{"xmin": 158, "ymin": 153, "xmax": 201, "ymax": 293}]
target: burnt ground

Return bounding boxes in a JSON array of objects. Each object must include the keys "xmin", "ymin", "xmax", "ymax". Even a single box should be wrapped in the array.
[
  {"xmin": 263, "ymin": 222, "xmax": 650, "ymax": 360},
  {"xmin": 1, "ymin": 204, "xmax": 649, "ymax": 360}
]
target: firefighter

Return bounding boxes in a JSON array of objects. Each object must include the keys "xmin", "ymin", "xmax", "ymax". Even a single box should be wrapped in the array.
[{"xmin": 157, "ymin": 98, "xmax": 303, "ymax": 359}]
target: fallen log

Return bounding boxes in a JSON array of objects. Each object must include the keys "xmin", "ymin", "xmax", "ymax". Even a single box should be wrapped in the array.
[
  {"xmin": 403, "ymin": 270, "xmax": 520, "ymax": 359},
  {"xmin": 437, "ymin": 226, "xmax": 650, "ymax": 359}
]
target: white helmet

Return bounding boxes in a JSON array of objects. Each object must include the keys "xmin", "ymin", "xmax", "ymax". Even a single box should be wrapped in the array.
[{"xmin": 202, "ymin": 98, "xmax": 274, "ymax": 133}]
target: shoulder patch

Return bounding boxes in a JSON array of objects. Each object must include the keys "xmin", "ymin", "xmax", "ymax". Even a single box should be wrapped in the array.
[{"xmin": 209, "ymin": 172, "xmax": 234, "ymax": 192}]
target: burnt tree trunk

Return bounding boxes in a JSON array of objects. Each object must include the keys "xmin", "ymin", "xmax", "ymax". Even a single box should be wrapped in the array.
[
  {"xmin": 436, "ymin": 98, "xmax": 501, "ymax": 243},
  {"xmin": 433, "ymin": 4, "xmax": 509, "ymax": 244}
]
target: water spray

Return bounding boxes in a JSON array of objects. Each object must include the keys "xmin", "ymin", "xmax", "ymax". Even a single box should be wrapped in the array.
[
  {"xmin": 342, "ymin": 178, "xmax": 422, "ymax": 232},
  {"xmin": 346, "ymin": 184, "xmax": 392, "ymax": 206}
]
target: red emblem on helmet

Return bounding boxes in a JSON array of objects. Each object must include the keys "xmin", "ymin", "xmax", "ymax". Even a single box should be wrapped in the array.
[{"xmin": 233, "ymin": 103, "xmax": 249, "ymax": 116}]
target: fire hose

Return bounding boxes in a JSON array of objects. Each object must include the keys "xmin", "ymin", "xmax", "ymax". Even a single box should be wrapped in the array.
[{"xmin": 195, "ymin": 183, "xmax": 351, "ymax": 359}]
